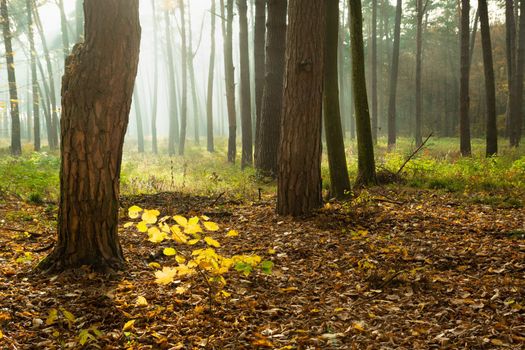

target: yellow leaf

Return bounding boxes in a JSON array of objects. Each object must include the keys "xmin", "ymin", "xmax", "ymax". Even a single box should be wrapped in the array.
[
  {"xmin": 123, "ymin": 222, "xmax": 134, "ymax": 228},
  {"xmin": 175, "ymin": 255, "xmax": 186, "ymax": 264},
  {"xmin": 175, "ymin": 285, "xmax": 188, "ymax": 294},
  {"xmin": 184, "ymin": 223, "xmax": 203, "ymax": 234},
  {"xmin": 46, "ymin": 308, "xmax": 58, "ymax": 325},
  {"xmin": 142, "ymin": 209, "xmax": 160, "ymax": 224},
  {"xmin": 128, "ymin": 205, "xmax": 142, "ymax": 219},
  {"xmin": 194, "ymin": 305, "xmax": 205, "ymax": 314},
  {"xmin": 173, "ymin": 215, "xmax": 188, "ymax": 227},
  {"xmin": 352, "ymin": 321, "xmax": 366, "ymax": 332},
  {"xmin": 188, "ymin": 238, "xmax": 200, "ymax": 245},
  {"xmin": 491, "ymin": 339, "xmax": 506, "ymax": 346},
  {"xmin": 268, "ymin": 248, "xmax": 276, "ymax": 254},
  {"xmin": 136, "ymin": 296, "xmax": 148, "ymax": 307},
  {"xmin": 122, "ymin": 319, "xmax": 136, "ymax": 331},
  {"xmin": 221, "ymin": 290, "xmax": 231, "ymax": 297},
  {"xmin": 60, "ymin": 308, "xmax": 76, "ymax": 323},
  {"xmin": 188, "ymin": 216, "xmax": 200, "ymax": 225},
  {"xmin": 171, "ymin": 226, "xmax": 188, "ymax": 243},
  {"xmin": 163, "ymin": 247, "xmax": 176, "ymax": 256},
  {"xmin": 226, "ymin": 229, "xmax": 239, "ymax": 237},
  {"xmin": 137, "ymin": 221, "xmax": 148, "ymax": 233},
  {"xmin": 0, "ymin": 329, "xmax": 3, "ymax": 339},
  {"xmin": 154, "ymin": 267, "xmax": 177, "ymax": 285},
  {"xmin": 204, "ymin": 236, "xmax": 221, "ymax": 248},
  {"xmin": 203, "ymin": 221, "xmax": 220, "ymax": 231},
  {"xmin": 147, "ymin": 227, "xmax": 167, "ymax": 243},
  {"xmin": 201, "ymin": 215, "xmax": 210, "ymax": 221},
  {"xmin": 148, "ymin": 262, "xmax": 161, "ymax": 269}
]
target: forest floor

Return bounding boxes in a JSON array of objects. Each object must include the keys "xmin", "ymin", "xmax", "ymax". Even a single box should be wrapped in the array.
[{"xmin": 0, "ymin": 186, "xmax": 524, "ymax": 349}]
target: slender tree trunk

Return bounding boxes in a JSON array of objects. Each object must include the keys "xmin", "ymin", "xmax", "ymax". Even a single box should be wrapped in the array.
[
  {"xmin": 58, "ymin": 0, "xmax": 70, "ymax": 59},
  {"xmin": 505, "ymin": 0, "xmax": 516, "ymax": 137},
  {"xmin": 166, "ymin": 10, "xmax": 179, "ymax": 155},
  {"xmin": 509, "ymin": 0, "xmax": 525, "ymax": 147},
  {"xmin": 478, "ymin": 0, "xmax": 497, "ymax": 156},
  {"xmin": 371, "ymin": 0, "xmax": 378, "ymax": 143},
  {"xmin": 36, "ymin": 56, "xmax": 53, "ymax": 147},
  {"xmin": 460, "ymin": 0, "xmax": 471, "ymax": 156},
  {"xmin": 27, "ymin": 0, "xmax": 40, "ymax": 151},
  {"xmin": 255, "ymin": 0, "xmax": 287, "ymax": 176},
  {"xmin": 186, "ymin": 3, "xmax": 201, "ymax": 145},
  {"xmin": 347, "ymin": 0, "xmax": 356, "ymax": 140},
  {"xmin": 223, "ymin": 0, "xmax": 237, "ymax": 163},
  {"xmin": 469, "ymin": 6, "xmax": 479, "ymax": 69},
  {"xmin": 207, "ymin": 0, "xmax": 216, "ymax": 152},
  {"xmin": 39, "ymin": 0, "xmax": 140, "ymax": 272},
  {"xmin": 151, "ymin": 0, "xmax": 158, "ymax": 154},
  {"xmin": 350, "ymin": 0, "xmax": 376, "ymax": 185},
  {"xmin": 133, "ymin": 86, "xmax": 145, "ymax": 153},
  {"xmin": 387, "ymin": 0, "xmax": 402, "ymax": 149},
  {"xmin": 1, "ymin": 0, "xmax": 21, "ymax": 156},
  {"xmin": 178, "ymin": 0, "xmax": 189, "ymax": 155},
  {"xmin": 254, "ymin": 0, "xmax": 266, "ymax": 158},
  {"xmin": 277, "ymin": 0, "xmax": 325, "ymax": 216},
  {"xmin": 324, "ymin": 0, "xmax": 351, "ymax": 199},
  {"xmin": 238, "ymin": 0, "xmax": 253, "ymax": 168},
  {"xmin": 415, "ymin": 0, "xmax": 424, "ymax": 147},
  {"xmin": 75, "ymin": 0, "xmax": 83, "ymax": 41}
]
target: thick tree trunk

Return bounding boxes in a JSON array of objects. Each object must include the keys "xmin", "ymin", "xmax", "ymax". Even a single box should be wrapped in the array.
[
  {"xmin": 133, "ymin": 86, "xmax": 145, "ymax": 153},
  {"xmin": 277, "ymin": 0, "xmax": 325, "ymax": 216},
  {"xmin": 178, "ymin": 0, "xmax": 189, "ymax": 155},
  {"xmin": 459, "ymin": 0, "xmax": 471, "ymax": 156},
  {"xmin": 165, "ymin": 10, "xmax": 179, "ymax": 155},
  {"xmin": 255, "ymin": 0, "xmax": 287, "ymax": 176},
  {"xmin": 151, "ymin": 0, "xmax": 158, "ymax": 154},
  {"xmin": 387, "ymin": 0, "xmax": 402, "ymax": 149},
  {"xmin": 223, "ymin": 0, "xmax": 237, "ymax": 163},
  {"xmin": 40, "ymin": 0, "xmax": 140, "ymax": 272},
  {"xmin": 509, "ymin": 0, "xmax": 525, "ymax": 147},
  {"xmin": 371, "ymin": 0, "xmax": 378, "ymax": 143},
  {"xmin": 324, "ymin": 0, "xmax": 351, "ymax": 199},
  {"xmin": 415, "ymin": 0, "xmax": 424, "ymax": 147},
  {"xmin": 350, "ymin": 0, "xmax": 376, "ymax": 185},
  {"xmin": 238, "ymin": 0, "xmax": 253, "ymax": 168},
  {"xmin": 27, "ymin": 0, "xmax": 40, "ymax": 151},
  {"xmin": 207, "ymin": 0, "xmax": 216, "ymax": 152},
  {"xmin": 478, "ymin": 0, "xmax": 497, "ymax": 156},
  {"xmin": 254, "ymin": 0, "xmax": 266, "ymax": 158},
  {"xmin": 1, "ymin": 0, "xmax": 22, "ymax": 156}
]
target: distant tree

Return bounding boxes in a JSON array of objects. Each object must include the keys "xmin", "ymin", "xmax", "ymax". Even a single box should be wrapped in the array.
[
  {"xmin": 387, "ymin": 0, "xmax": 402, "ymax": 149},
  {"xmin": 238, "ymin": 0, "xmax": 253, "ymax": 168},
  {"xmin": 133, "ymin": 86, "xmax": 145, "ymax": 153},
  {"xmin": 255, "ymin": 0, "xmax": 287, "ymax": 176},
  {"xmin": 75, "ymin": 0, "xmax": 83, "ymax": 41},
  {"xmin": 178, "ymin": 0, "xmax": 189, "ymax": 155},
  {"xmin": 39, "ymin": 0, "xmax": 140, "ymax": 272},
  {"xmin": 151, "ymin": 0, "xmax": 159, "ymax": 154},
  {"xmin": 459, "ymin": 0, "xmax": 471, "ymax": 156},
  {"xmin": 165, "ymin": 8, "xmax": 179, "ymax": 155},
  {"xmin": 27, "ymin": 0, "xmax": 40, "ymax": 151},
  {"xmin": 207, "ymin": 0, "xmax": 216, "ymax": 152},
  {"xmin": 505, "ymin": 0, "xmax": 516, "ymax": 136},
  {"xmin": 371, "ymin": 0, "xmax": 378, "ymax": 143},
  {"xmin": 223, "ymin": 0, "xmax": 237, "ymax": 163},
  {"xmin": 58, "ymin": 0, "xmax": 70, "ymax": 59},
  {"xmin": 1, "ymin": 0, "xmax": 21, "ymax": 156},
  {"xmin": 509, "ymin": 0, "xmax": 525, "ymax": 147},
  {"xmin": 349, "ymin": 0, "xmax": 376, "ymax": 185},
  {"xmin": 478, "ymin": 0, "xmax": 497, "ymax": 156},
  {"xmin": 186, "ymin": 2, "xmax": 201, "ymax": 145},
  {"xmin": 278, "ymin": 0, "xmax": 325, "ymax": 216},
  {"xmin": 253, "ymin": 0, "xmax": 266, "ymax": 151},
  {"xmin": 324, "ymin": 0, "xmax": 351, "ymax": 198},
  {"xmin": 415, "ymin": 0, "xmax": 427, "ymax": 147}
]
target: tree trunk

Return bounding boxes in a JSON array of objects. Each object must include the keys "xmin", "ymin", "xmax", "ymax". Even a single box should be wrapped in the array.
[
  {"xmin": 387, "ymin": 0, "xmax": 402, "ymax": 149},
  {"xmin": 186, "ymin": 3, "xmax": 201, "ymax": 146},
  {"xmin": 207, "ymin": 0, "xmax": 216, "ymax": 152},
  {"xmin": 165, "ymin": 9, "xmax": 179, "ymax": 156},
  {"xmin": 39, "ymin": 0, "xmax": 140, "ymax": 272},
  {"xmin": 133, "ymin": 86, "xmax": 145, "ymax": 153},
  {"xmin": 1, "ymin": 0, "xmax": 21, "ymax": 156},
  {"xmin": 223, "ymin": 0, "xmax": 237, "ymax": 163},
  {"xmin": 459, "ymin": 0, "xmax": 471, "ymax": 156},
  {"xmin": 371, "ymin": 0, "xmax": 378, "ymax": 143},
  {"xmin": 509, "ymin": 0, "xmax": 525, "ymax": 147},
  {"xmin": 350, "ymin": 0, "xmax": 376, "ymax": 185},
  {"xmin": 27, "ymin": 0, "xmax": 40, "ymax": 151},
  {"xmin": 75, "ymin": 0, "xmax": 83, "ymax": 41},
  {"xmin": 415, "ymin": 0, "xmax": 424, "ymax": 147},
  {"xmin": 324, "ymin": 0, "xmax": 351, "ymax": 199},
  {"xmin": 478, "ymin": 0, "xmax": 497, "ymax": 156},
  {"xmin": 469, "ymin": 6, "xmax": 479, "ymax": 69},
  {"xmin": 238, "ymin": 0, "xmax": 253, "ymax": 168},
  {"xmin": 151, "ymin": 0, "xmax": 158, "ymax": 154},
  {"xmin": 254, "ymin": 0, "xmax": 266, "ymax": 158},
  {"xmin": 178, "ymin": 0, "xmax": 189, "ymax": 155},
  {"xmin": 347, "ymin": 0, "xmax": 356, "ymax": 141},
  {"xmin": 277, "ymin": 0, "xmax": 325, "ymax": 216},
  {"xmin": 505, "ymin": 0, "xmax": 516, "ymax": 137}
]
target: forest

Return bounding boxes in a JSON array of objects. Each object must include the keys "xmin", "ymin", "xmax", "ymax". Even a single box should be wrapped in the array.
[{"xmin": 0, "ymin": 0, "xmax": 524, "ymax": 348}]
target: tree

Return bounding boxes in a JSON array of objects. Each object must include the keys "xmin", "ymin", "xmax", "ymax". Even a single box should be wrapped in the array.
[
  {"xmin": 371, "ymin": 0, "xmax": 378, "ymax": 142},
  {"xmin": 459, "ymin": 0, "xmax": 471, "ymax": 156},
  {"xmin": 151, "ymin": 0, "xmax": 159, "ymax": 154},
  {"xmin": 387, "ymin": 0, "xmax": 402, "ymax": 149},
  {"xmin": 505, "ymin": 0, "xmax": 516, "ymax": 136},
  {"xmin": 178, "ymin": 0, "xmax": 189, "ymax": 155},
  {"xmin": 133, "ymin": 85, "xmax": 145, "ymax": 153},
  {"xmin": 255, "ymin": 0, "xmax": 287, "ymax": 176},
  {"xmin": 1, "ymin": 0, "xmax": 22, "ymax": 156},
  {"xmin": 324, "ymin": 0, "xmax": 351, "ymax": 199},
  {"xmin": 223, "ymin": 0, "xmax": 237, "ymax": 163},
  {"xmin": 478, "ymin": 0, "xmax": 497, "ymax": 156},
  {"xmin": 238, "ymin": 0, "xmax": 253, "ymax": 168},
  {"xmin": 27, "ymin": 0, "xmax": 40, "ymax": 151},
  {"xmin": 165, "ymin": 8, "xmax": 179, "ymax": 155},
  {"xmin": 39, "ymin": 0, "xmax": 141, "ymax": 272},
  {"xmin": 415, "ymin": 0, "xmax": 426, "ymax": 147},
  {"xmin": 254, "ymin": 0, "xmax": 266, "ymax": 150},
  {"xmin": 349, "ymin": 0, "xmax": 376, "ymax": 185},
  {"xmin": 206, "ymin": 0, "xmax": 216, "ymax": 152},
  {"xmin": 58, "ymin": 0, "xmax": 70, "ymax": 59},
  {"xmin": 277, "ymin": 0, "xmax": 325, "ymax": 216},
  {"xmin": 509, "ymin": 0, "xmax": 525, "ymax": 147}
]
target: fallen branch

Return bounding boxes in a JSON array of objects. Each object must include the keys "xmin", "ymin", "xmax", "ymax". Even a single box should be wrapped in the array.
[
  {"xmin": 0, "ymin": 226, "xmax": 46, "ymax": 237},
  {"xmin": 396, "ymin": 133, "xmax": 433, "ymax": 176},
  {"xmin": 210, "ymin": 192, "xmax": 225, "ymax": 207},
  {"xmin": 31, "ymin": 242, "xmax": 55, "ymax": 253}
]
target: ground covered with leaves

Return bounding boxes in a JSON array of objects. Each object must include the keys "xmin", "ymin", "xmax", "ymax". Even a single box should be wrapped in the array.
[{"xmin": 0, "ymin": 186, "xmax": 524, "ymax": 349}]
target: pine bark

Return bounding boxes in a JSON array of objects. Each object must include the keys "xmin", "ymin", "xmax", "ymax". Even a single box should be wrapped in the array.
[
  {"xmin": 277, "ymin": 0, "xmax": 325, "ymax": 216},
  {"xmin": 505, "ymin": 0, "xmax": 516, "ymax": 137},
  {"xmin": 39, "ymin": 0, "xmax": 140, "ymax": 272},
  {"xmin": 415, "ymin": 0, "xmax": 424, "ymax": 147},
  {"xmin": 223, "ymin": 0, "xmax": 237, "ymax": 163},
  {"xmin": 238, "ymin": 0, "xmax": 253, "ymax": 168},
  {"xmin": 387, "ymin": 0, "xmax": 402, "ymax": 149},
  {"xmin": 254, "ymin": 0, "xmax": 266, "ymax": 156},
  {"xmin": 27, "ymin": 0, "xmax": 40, "ymax": 151},
  {"xmin": 509, "ymin": 0, "xmax": 525, "ymax": 147},
  {"xmin": 371, "ymin": 0, "xmax": 378, "ymax": 142},
  {"xmin": 178, "ymin": 0, "xmax": 189, "ymax": 155},
  {"xmin": 207, "ymin": 0, "xmax": 216, "ymax": 152},
  {"xmin": 459, "ymin": 0, "xmax": 471, "ymax": 156}
]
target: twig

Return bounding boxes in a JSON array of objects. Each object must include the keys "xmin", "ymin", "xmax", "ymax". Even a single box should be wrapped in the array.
[
  {"xmin": 31, "ymin": 242, "xmax": 55, "ymax": 253},
  {"xmin": 210, "ymin": 192, "xmax": 225, "ymax": 207},
  {"xmin": 0, "ymin": 226, "xmax": 45, "ymax": 237},
  {"xmin": 396, "ymin": 133, "xmax": 433, "ymax": 175},
  {"xmin": 372, "ymin": 197, "xmax": 404, "ymax": 205}
]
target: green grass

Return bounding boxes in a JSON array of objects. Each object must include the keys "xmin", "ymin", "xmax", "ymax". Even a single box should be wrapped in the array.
[{"xmin": 0, "ymin": 137, "xmax": 523, "ymax": 204}]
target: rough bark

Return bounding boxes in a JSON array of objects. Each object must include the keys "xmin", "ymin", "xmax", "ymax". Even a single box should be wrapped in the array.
[
  {"xmin": 277, "ymin": 0, "xmax": 325, "ymax": 216},
  {"xmin": 207, "ymin": 0, "xmax": 216, "ymax": 152},
  {"xmin": 459, "ymin": 0, "xmax": 471, "ymax": 156},
  {"xmin": 255, "ymin": 0, "xmax": 287, "ymax": 176},
  {"xmin": 509, "ymin": 0, "xmax": 525, "ymax": 147},
  {"xmin": 478, "ymin": 0, "xmax": 497, "ymax": 156},
  {"xmin": 349, "ymin": 0, "xmax": 376, "ymax": 185},
  {"xmin": 324, "ymin": 0, "xmax": 351, "ymax": 199},
  {"xmin": 1, "ymin": 0, "xmax": 21, "ymax": 156},
  {"xmin": 27, "ymin": 0, "xmax": 40, "ymax": 151},
  {"xmin": 39, "ymin": 0, "xmax": 141, "ymax": 272},
  {"xmin": 238, "ymin": 0, "xmax": 253, "ymax": 168},
  {"xmin": 254, "ymin": 0, "xmax": 266, "ymax": 156},
  {"xmin": 178, "ymin": 0, "xmax": 189, "ymax": 155},
  {"xmin": 223, "ymin": 0, "xmax": 237, "ymax": 163},
  {"xmin": 387, "ymin": 0, "xmax": 402, "ymax": 149}
]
